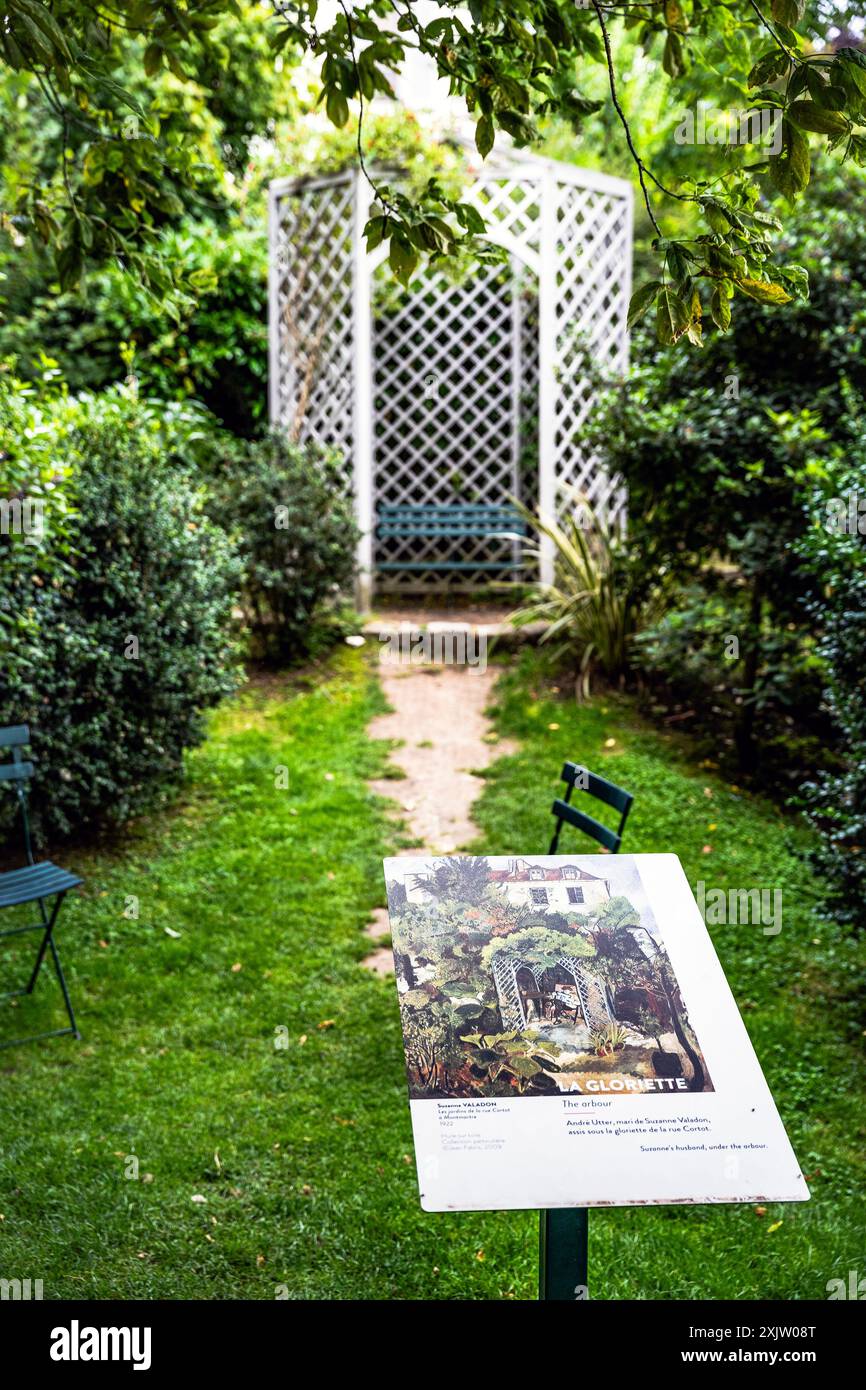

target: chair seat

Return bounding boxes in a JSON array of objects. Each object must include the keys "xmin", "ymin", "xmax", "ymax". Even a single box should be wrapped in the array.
[{"xmin": 0, "ymin": 861, "xmax": 83, "ymax": 909}]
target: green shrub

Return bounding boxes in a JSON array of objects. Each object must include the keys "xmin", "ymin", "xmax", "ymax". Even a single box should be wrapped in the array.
[
  {"xmin": 0, "ymin": 385, "xmax": 242, "ymax": 841},
  {"xmin": 797, "ymin": 403, "xmax": 866, "ymax": 933},
  {"xmin": 0, "ymin": 361, "xmax": 79, "ymax": 686},
  {"xmin": 208, "ymin": 430, "xmax": 358, "ymax": 663},
  {"xmin": 593, "ymin": 160, "xmax": 866, "ymax": 779},
  {"xmin": 0, "ymin": 222, "xmax": 268, "ymax": 437}
]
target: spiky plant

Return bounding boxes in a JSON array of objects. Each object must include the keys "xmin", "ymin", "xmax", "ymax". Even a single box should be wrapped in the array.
[{"xmin": 510, "ymin": 492, "xmax": 664, "ymax": 698}]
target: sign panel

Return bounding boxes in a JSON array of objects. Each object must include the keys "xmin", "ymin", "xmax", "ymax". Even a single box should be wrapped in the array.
[{"xmin": 382, "ymin": 852, "xmax": 809, "ymax": 1212}]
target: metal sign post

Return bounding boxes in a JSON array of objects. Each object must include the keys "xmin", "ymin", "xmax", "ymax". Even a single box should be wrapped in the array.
[{"xmin": 539, "ymin": 1208, "xmax": 588, "ymax": 1300}]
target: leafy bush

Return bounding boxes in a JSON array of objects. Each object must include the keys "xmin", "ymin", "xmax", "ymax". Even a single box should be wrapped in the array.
[
  {"xmin": 593, "ymin": 161, "xmax": 866, "ymax": 777},
  {"xmin": 208, "ymin": 430, "xmax": 358, "ymax": 663},
  {"xmin": 633, "ymin": 579, "xmax": 830, "ymax": 784},
  {"xmin": 0, "ymin": 221, "xmax": 268, "ymax": 437},
  {"xmin": 0, "ymin": 361, "xmax": 79, "ymax": 684},
  {"xmin": 0, "ymin": 385, "xmax": 242, "ymax": 841},
  {"xmin": 797, "ymin": 406, "xmax": 866, "ymax": 933}
]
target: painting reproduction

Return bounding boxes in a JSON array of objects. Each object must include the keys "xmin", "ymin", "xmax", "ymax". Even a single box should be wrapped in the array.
[
  {"xmin": 385, "ymin": 853, "xmax": 713, "ymax": 1101},
  {"xmin": 383, "ymin": 853, "xmax": 809, "ymax": 1211}
]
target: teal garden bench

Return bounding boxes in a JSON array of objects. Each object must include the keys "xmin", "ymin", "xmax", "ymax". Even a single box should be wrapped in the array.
[{"xmin": 375, "ymin": 504, "xmax": 527, "ymax": 572}]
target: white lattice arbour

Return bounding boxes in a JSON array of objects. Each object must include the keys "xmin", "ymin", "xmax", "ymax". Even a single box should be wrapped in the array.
[{"xmin": 268, "ymin": 146, "xmax": 633, "ymax": 608}]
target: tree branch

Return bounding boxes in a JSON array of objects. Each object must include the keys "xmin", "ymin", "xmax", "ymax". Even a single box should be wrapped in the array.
[
  {"xmin": 336, "ymin": 0, "xmax": 398, "ymax": 217},
  {"xmin": 590, "ymin": 0, "xmax": 663, "ymax": 237}
]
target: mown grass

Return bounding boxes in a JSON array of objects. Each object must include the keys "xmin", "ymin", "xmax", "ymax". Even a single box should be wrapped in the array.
[
  {"xmin": 0, "ymin": 647, "xmax": 862, "ymax": 1300},
  {"xmin": 0, "ymin": 651, "xmax": 535, "ymax": 1299},
  {"xmin": 471, "ymin": 651, "xmax": 866, "ymax": 1299}
]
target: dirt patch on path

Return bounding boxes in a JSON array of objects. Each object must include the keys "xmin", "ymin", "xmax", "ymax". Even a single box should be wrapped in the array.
[{"xmin": 363, "ymin": 662, "xmax": 515, "ymax": 975}]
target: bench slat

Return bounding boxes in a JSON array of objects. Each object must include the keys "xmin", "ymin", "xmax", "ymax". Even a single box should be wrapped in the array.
[
  {"xmin": 0, "ymin": 725, "xmax": 29, "ymax": 749},
  {"xmin": 0, "ymin": 761, "xmax": 34, "ymax": 782},
  {"xmin": 375, "ymin": 505, "xmax": 527, "ymax": 571}
]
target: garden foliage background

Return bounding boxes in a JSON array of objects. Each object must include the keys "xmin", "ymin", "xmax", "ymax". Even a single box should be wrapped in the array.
[{"xmin": 3, "ymin": 7, "xmax": 862, "ymax": 929}]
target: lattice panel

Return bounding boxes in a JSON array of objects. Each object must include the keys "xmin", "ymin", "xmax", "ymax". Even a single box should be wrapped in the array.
[
  {"xmin": 517, "ymin": 269, "xmax": 540, "ymax": 518},
  {"xmin": 272, "ymin": 176, "xmax": 355, "ymax": 489},
  {"xmin": 372, "ymin": 263, "xmax": 524, "ymax": 589},
  {"xmin": 552, "ymin": 182, "xmax": 630, "ymax": 529},
  {"xmin": 269, "ymin": 158, "xmax": 632, "ymax": 599},
  {"xmin": 470, "ymin": 173, "xmax": 541, "ymax": 260}
]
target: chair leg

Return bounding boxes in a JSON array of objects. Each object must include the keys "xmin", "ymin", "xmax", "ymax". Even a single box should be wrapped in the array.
[
  {"xmin": 47, "ymin": 933, "xmax": 80, "ymax": 1040},
  {"xmin": 0, "ymin": 890, "xmax": 81, "ymax": 1049},
  {"xmin": 26, "ymin": 891, "xmax": 65, "ymax": 995}
]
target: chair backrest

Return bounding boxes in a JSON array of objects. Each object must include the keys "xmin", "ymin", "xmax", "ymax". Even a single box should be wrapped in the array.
[
  {"xmin": 549, "ymin": 760, "xmax": 634, "ymax": 855},
  {"xmin": 0, "ymin": 724, "xmax": 35, "ymax": 863}
]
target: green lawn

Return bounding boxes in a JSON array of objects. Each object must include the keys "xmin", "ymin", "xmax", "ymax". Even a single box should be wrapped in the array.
[{"xmin": 0, "ymin": 648, "xmax": 862, "ymax": 1299}]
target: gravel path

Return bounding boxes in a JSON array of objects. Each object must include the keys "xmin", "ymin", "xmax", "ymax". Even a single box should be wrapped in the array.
[{"xmin": 363, "ymin": 661, "xmax": 515, "ymax": 974}]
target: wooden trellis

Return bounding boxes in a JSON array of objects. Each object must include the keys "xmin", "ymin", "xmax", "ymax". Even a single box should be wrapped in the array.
[{"xmin": 268, "ymin": 147, "xmax": 633, "ymax": 608}]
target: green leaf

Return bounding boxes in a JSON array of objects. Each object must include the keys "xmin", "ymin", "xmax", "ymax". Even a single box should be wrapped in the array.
[
  {"xmin": 188, "ymin": 268, "xmax": 219, "ymax": 292},
  {"xmin": 836, "ymin": 48, "xmax": 866, "ymax": 98},
  {"xmin": 710, "ymin": 286, "xmax": 731, "ymax": 332},
  {"xmin": 748, "ymin": 49, "xmax": 790, "ymax": 88},
  {"xmin": 779, "ymin": 262, "xmax": 810, "ymax": 300},
  {"xmin": 770, "ymin": 0, "xmax": 804, "ymax": 25},
  {"xmin": 364, "ymin": 215, "xmax": 388, "ymax": 252},
  {"xmin": 816, "ymin": 84, "xmax": 848, "ymax": 111},
  {"xmin": 770, "ymin": 118, "xmax": 810, "ymax": 199},
  {"xmin": 685, "ymin": 290, "xmax": 703, "ymax": 347},
  {"xmin": 664, "ymin": 0, "xmax": 686, "ymax": 31},
  {"xmin": 401, "ymin": 988, "xmax": 431, "ymax": 1010},
  {"xmin": 143, "ymin": 43, "xmax": 163, "ymax": 77},
  {"xmin": 656, "ymin": 286, "xmax": 690, "ymax": 344},
  {"xmin": 662, "ymin": 31, "xmax": 684, "ymax": 78},
  {"xmin": 389, "ymin": 235, "xmax": 418, "ymax": 287},
  {"xmin": 787, "ymin": 100, "xmax": 849, "ymax": 136},
  {"xmin": 475, "ymin": 113, "xmax": 494, "ymax": 158},
  {"xmin": 627, "ymin": 280, "xmax": 662, "ymax": 329},
  {"xmin": 325, "ymin": 86, "xmax": 350, "ymax": 128},
  {"xmin": 56, "ymin": 240, "xmax": 84, "ymax": 292},
  {"xmin": 703, "ymin": 199, "xmax": 730, "ymax": 234},
  {"xmin": 506, "ymin": 1056, "xmax": 543, "ymax": 1078}
]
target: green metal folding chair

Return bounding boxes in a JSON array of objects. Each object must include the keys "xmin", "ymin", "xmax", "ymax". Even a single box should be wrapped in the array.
[
  {"xmin": 0, "ymin": 724, "xmax": 82, "ymax": 1049},
  {"xmin": 540, "ymin": 758, "xmax": 634, "ymax": 1300},
  {"xmin": 549, "ymin": 760, "xmax": 634, "ymax": 855}
]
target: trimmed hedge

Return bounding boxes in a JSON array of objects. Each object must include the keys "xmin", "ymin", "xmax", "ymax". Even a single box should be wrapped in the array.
[
  {"xmin": 207, "ymin": 429, "xmax": 358, "ymax": 663},
  {"xmin": 1, "ymin": 385, "xmax": 242, "ymax": 841}
]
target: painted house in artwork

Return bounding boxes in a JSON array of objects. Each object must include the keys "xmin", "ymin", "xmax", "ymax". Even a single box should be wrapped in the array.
[{"xmin": 487, "ymin": 859, "xmax": 611, "ymax": 914}]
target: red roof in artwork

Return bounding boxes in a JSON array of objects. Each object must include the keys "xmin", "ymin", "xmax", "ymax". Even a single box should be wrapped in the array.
[{"xmin": 488, "ymin": 859, "xmax": 606, "ymax": 883}]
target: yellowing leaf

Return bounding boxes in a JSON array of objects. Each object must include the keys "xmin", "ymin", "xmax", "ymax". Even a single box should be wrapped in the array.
[{"xmin": 736, "ymin": 277, "xmax": 792, "ymax": 306}]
